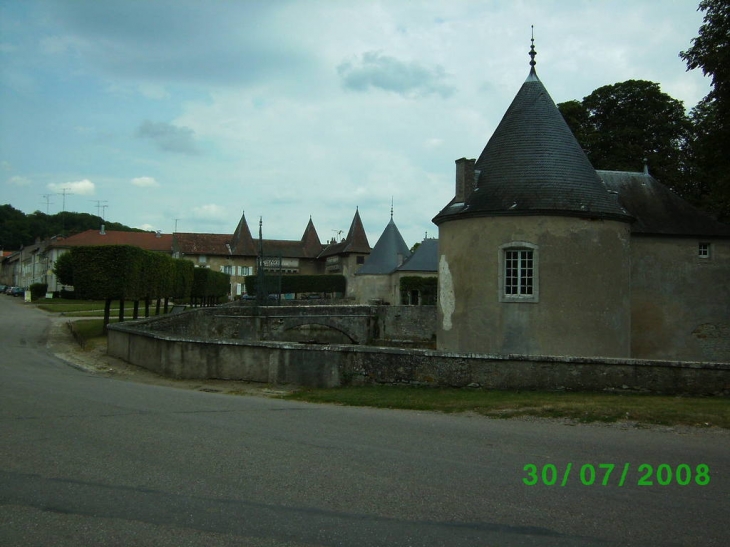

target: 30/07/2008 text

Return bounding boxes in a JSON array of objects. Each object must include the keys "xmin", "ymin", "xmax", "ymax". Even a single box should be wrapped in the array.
[{"xmin": 522, "ymin": 463, "xmax": 710, "ymax": 487}]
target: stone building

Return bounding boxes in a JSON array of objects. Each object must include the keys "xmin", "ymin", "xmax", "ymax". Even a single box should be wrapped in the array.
[{"xmin": 433, "ymin": 44, "xmax": 730, "ymax": 362}]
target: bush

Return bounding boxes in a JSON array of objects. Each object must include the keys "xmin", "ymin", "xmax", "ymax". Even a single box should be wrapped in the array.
[{"xmin": 29, "ymin": 283, "xmax": 48, "ymax": 300}]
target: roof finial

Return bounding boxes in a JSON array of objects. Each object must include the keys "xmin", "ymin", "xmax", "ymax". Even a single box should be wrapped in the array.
[
  {"xmin": 529, "ymin": 25, "xmax": 537, "ymax": 73},
  {"xmin": 390, "ymin": 196, "xmax": 394, "ymax": 220}
]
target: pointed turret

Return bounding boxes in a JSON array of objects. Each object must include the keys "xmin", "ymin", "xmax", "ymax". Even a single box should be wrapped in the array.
[
  {"xmin": 434, "ymin": 37, "xmax": 630, "ymax": 225},
  {"xmin": 356, "ymin": 217, "xmax": 410, "ymax": 275},
  {"xmin": 301, "ymin": 216, "xmax": 323, "ymax": 257},
  {"xmin": 319, "ymin": 208, "xmax": 371, "ymax": 258},
  {"xmin": 230, "ymin": 211, "xmax": 256, "ymax": 255}
]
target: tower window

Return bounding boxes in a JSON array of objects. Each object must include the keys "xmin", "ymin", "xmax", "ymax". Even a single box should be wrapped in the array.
[
  {"xmin": 698, "ymin": 242, "xmax": 710, "ymax": 259},
  {"xmin": 499, "ymin": 242, "xmax": 539, "ymax": 302}
]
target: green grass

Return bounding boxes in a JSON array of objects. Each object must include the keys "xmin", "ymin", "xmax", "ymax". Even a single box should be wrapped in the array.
[
  {"xmin": 284, "ymin": 386, "xmax": 730, "ymax": 428},
  {"xmin": 36, "ymin": 298, "xmax": 165, "ymax": 318}
]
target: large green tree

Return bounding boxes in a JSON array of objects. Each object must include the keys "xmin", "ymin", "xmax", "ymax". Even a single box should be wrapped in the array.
[
  {"xmin": 680, "ymin": 0, "xmax": 730, "ymax": 219},
  {"xmin": 558, "ymin": 80, "xmax": 692, "ymax": 196}
]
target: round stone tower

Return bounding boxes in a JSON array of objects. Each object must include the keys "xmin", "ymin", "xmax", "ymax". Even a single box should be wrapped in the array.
[{"xmin": 432, "ymin": 41, "xmax": 633, "ymax": 358}]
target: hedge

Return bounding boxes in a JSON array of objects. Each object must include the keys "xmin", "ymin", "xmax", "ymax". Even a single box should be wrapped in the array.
[
  {"xmin": 244, "ymin": 274, "xmax": 346, "ymax": 295},
  {"xmin": 399, "ymin": 276, "xmax": 437, "ymax": 305}
]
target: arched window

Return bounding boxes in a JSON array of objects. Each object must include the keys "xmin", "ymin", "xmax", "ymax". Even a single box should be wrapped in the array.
[{"xmin": 499, "ymin": 242, "xmax": 539, "ymax": 302}]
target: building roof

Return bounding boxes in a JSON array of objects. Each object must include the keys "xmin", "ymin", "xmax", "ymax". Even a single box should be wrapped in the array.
[
  {"xmin": 174, "ymin": 233, "xmax": 231, "ymax": 255},
  {"xmin": 397, "ymin": 238, "xmax": 438, "ymax": 272},
  {"xmin": 599, "ymin": 170, "xmax": 730, "ymax": 237},
  {"xmin": 50, "ymin": 229, "xmax": 174, "ymax": 252},
  {"xmin": 356, "ymin": 217, "xmax": 411, "ymax": 275},
  {"xmin": 319, "ymin": 209, "xmax": 371, "ymax": 258},
  {"xmin": 230, "ymin": 212, "xmax": 256, "ymax": 255},
  {"xmin": 434, "ymin": 59, "xmax": 630, "ymax": 225},
  {"xmin": 301, "ymin": 217, "xmax": 323, "ymax": 258}
]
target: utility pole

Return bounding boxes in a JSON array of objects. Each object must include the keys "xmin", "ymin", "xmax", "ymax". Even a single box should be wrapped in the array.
[
  {"xmin": 174, "ymin": 218, "xmax": 181, "ymax": 233},
  {"xmin": 101, "ymin": 205, "xmax": 108, "ymax": 221},
  {"xmin": 58, "ymin": 187, "xmax": 74, "ymax": 213},
  {"xmin": 41, "ymin": 194, "xmax": 54, "ymax": 214},
  {"xmin": 91, "ymin": 200, "xmax": 108, "ymax": 219}
]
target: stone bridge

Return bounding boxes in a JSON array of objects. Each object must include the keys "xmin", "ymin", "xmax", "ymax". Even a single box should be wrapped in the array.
[{"xmin": 256, "ymin": 305, "xmax": 378, "ymax": 344}]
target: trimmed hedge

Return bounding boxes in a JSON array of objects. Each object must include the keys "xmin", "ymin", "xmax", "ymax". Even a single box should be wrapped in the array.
[
  {"xmin": 399, "ymin": 276, "xmax": 437, "ymax": 305},
  {"xmin": 244, "ymin": 274, "xmax": 346, "ymax": 295},
  {"xmin": 191, "ymin": 267, "xmax": 230, "ymax": 305},
  {"xmin": 30, "ymin": 283, "xmax": 48, "ymax": 300}
]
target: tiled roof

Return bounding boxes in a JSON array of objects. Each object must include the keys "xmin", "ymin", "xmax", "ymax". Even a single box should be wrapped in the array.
[
  {"xmin": 301, "ymin": 218, "xmax": 323, "ymax": 258},
  {"xmin": 230, "ymin": 212, "xmax": 256, "ymax": 255},
  {"xmin": 599, "ymin": 170, "xmax": 730, "ymax": 237},
  {"xmin": 397, "ymin": 238, "xmax": 438, "ymax": 272},
  {"xmin": 356, "ymin": 218, "xmax": 410, "ymax": 275},
  {"xmin": 319, "ymin": 209, "xmax": 371, "ymax": 258},
  {"xmin": 50, "ymin": 229, "xmax": 174, "ymax": 252},
  {"xmin": 174, "ymin": 233, "xmax": 231, "ymax": 255},
  {"xmin": 434, "ymin": 68, "xmax": 630, "ymax": 225}
]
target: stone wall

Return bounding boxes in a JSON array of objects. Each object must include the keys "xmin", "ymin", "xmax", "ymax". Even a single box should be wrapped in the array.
[{"xmin": 107, "ymin": 320, "xmax": 729, "ymax": 395}]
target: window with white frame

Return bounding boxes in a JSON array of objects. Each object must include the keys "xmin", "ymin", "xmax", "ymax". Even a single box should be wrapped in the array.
[
  {"xmin": 698, "ymin": 242, "xmax": 710, "ymax": 259},
  {"xmin": 198, "ymin": 255, "xmax": 207, "ymax": 264},
  {"xmin": 499, "ymin": 242, "xmax": 539, "ymax": 302}
]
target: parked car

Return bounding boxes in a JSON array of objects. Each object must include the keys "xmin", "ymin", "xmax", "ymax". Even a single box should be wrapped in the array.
[
  {"xmin": 10, "ymin": 287, "xmax": 25, "ymax": 297},
  {"xmin": 0, "ymin": 285, "xmax": 7, "ymax": 293}
]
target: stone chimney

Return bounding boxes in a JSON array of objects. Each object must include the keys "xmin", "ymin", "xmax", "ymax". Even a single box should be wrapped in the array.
[{"xmin": 455, "ymin": 158, "xmax": 476, "ymax": 203}]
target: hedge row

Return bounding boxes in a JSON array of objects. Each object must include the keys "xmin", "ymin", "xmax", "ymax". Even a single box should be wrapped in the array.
[
  {"xmin": 244, "ymin": 274, "xmax": 346, "ymax": 295},
  {"xmin": 399, "ymin": 276, "xmax": 437, "ymax": 305}
]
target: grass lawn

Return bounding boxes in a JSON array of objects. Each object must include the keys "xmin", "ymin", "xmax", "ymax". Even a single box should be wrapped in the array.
[
  {"xmin": 284, "ymin": 386, "xmax": 730, "ymax": 429},
  {"xmin": 35, "ymin": 298, "xmax": 168, "ymax": 318}
]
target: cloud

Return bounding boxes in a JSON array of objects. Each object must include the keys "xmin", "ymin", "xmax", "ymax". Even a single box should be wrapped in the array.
[
  {"xmin": 137, "ymin": 223, "xmax": 155, "ymax": 231},
  {"xmin": 337, "ymin": 51, "xmax": 455, "ymax": 98},
  {"xmin": 131, "ymin": 176, "xmax": 159, "ymax": 188},
  {"xmin": 192, "ymin": 203, "xmax": 226, "ymax": 221},
  {"xmin": 47, "ymin": 179, "xmax": 95, "ymax": 195},
  {"xmin": 7, "ymin": 175, "xmax": 31, "ymax": 186},
  {"xmin": 136, "ymin": 121, "xmax": 199, "ymax": 155},
  {"xmin": 43, "ymin": 1, "xmax": 312, "ymax": 87}
]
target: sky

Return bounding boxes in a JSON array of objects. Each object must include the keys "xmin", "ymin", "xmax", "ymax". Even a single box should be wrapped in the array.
[{"xmin": 0, "ymin": 0, "xmax": 712, "ymax": 248}]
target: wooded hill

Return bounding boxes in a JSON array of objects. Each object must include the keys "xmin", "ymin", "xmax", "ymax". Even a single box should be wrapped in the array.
[{"xmin": 0, "ymin": 204, "xmax": 145, "ymax": 250}]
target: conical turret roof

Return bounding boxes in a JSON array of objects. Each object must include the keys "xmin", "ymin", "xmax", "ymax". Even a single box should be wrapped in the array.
[
  {"xmin": 434, "ymin": 50, "xmax": 630, "ymax": 224},
  {"xmin": 230, "ymin": 211, "xmax": 256, "ymax": 255},
  {"xmin": 356, "ymin": 217, "xmax": 411, "ymax": 275},
  {"xmin": 301, "ymin": 217, "xmax": 323, "ymax": 257}
]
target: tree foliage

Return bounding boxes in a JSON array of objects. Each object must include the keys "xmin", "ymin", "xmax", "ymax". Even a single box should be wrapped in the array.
[
  {"xmin": 558, "ymin": 80, "xmax": 692, "ymax": 196},
  {"xmin": 0, "ymin": 204, "xmax": 145, "ymax": 250},
  {"xmin": 680, "ymin": 0, "xmax": 730, "ymax": 219}
]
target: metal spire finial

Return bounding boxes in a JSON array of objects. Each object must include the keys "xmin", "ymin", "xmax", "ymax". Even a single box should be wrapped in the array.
[
  {"xmin": 390, "ymin": 196, "xmax": 394, "ymax": 220},
  {"xmin": 529, "ymin": 25, "xmax": 537, "ymax": 71}
]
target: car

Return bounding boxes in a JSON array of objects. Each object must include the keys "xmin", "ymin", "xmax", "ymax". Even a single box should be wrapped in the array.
[
  {"xmin": 10, "ymin": 287, "xmax": 25, "ymax": 297},
  {"xmin": 0, "ymin": 285, "xmax": 6, "ymax": 293}
]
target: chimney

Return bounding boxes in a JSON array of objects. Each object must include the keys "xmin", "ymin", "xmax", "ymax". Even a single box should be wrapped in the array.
[
  {"xmin": 156, "ymin": 230, "xmax": 162, "ymax": 238},
  {"xmin": 100, "ymin": 224, "xmax": 105, "ymax": 235},
  {"xmin": 455, "ymin": 158, "xmax": 476, "ymax": 202}
]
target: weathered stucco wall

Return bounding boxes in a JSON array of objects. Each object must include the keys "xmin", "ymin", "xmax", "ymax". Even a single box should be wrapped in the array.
[
  {"xmin": 437, "ymin": 215, "xmax": 632, "ymax": 358},
  {"xmin": 631, "ymin": 236, "xmax": 730, "ymax": 362},
  {"xmin": 107, "ymin": 322, "xmax": 729, "ymax": 395}
]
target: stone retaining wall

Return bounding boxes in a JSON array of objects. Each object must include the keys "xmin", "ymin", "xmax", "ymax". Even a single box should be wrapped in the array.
[{"xmin": 107, "ymin": 320, "xmax": 729, "ymax": 395}]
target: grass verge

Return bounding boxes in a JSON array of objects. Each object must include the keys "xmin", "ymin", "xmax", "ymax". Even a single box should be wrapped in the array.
[
  {"xmin": 67, "ymin": 318, "xmax": 117, "ymax": 349},
  {"xmin": 284, "ymin": 386, "xmax": 730, "ymax": 429},
  {"xmin": 36, "ymin": 299, "xmax": 163, "ymax": 318}
]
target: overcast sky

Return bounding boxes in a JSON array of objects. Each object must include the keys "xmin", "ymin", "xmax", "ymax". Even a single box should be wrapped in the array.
[{"xmin": 0, "ymin": 0, "xmax": 711, "ymax": 248}]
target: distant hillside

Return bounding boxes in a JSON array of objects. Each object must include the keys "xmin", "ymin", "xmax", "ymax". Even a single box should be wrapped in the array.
[{"xmin": 0, "ymin": 204, "xmax": 146, "ymax": 250}]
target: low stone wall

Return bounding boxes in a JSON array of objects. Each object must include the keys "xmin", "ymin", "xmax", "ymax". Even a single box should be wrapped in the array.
[{"xmin": 108, "ymin": 320, "xmax": 730, "ymax": 395}]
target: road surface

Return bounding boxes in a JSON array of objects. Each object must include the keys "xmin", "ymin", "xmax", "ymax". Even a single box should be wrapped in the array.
[{"xmin": 1, "ymin": 296, "xmax": 728, "ymax": 546}]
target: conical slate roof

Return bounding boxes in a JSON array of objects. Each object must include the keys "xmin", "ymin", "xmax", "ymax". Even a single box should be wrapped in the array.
[
  {"xmin": 356, "ymin": 217, "xmax": 411, "ymax": 275},
  {"xmin": 434, "ymin": 64, "xmax": 630, "ymax": 224},
  {"xmin": 319, "ymin": 209, "xmax": 371, "ymax": 258}
]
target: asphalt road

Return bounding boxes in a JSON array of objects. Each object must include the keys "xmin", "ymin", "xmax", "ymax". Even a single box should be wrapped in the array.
[{"xmin": 1, "ymin": 296, "xmax": 728, "ymax": 546}]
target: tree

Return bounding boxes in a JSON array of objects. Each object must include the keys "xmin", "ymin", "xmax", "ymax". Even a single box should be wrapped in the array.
[
  {"xmin": 558, "ymin": 80, "xmax": 692, "ymax": 198},
  {"xmin": 680, "ymin": 0, "xmax": 730, "ymax": 220}
]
